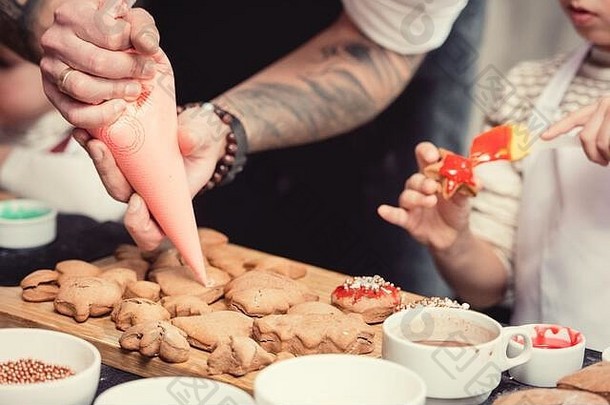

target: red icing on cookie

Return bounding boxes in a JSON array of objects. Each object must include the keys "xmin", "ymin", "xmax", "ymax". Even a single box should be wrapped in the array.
[
  {"xmin": 332, "ymin": 276, "xmax": 400, "ymax": 304},
  {"xmin": 470, "ymin": 125, "xmax": 511, "ymax": 165},
  {"xmin": 438, "ymin": 153, "xmax": 477, "ymax": 198},
  {"xmin": 424, "ymin": 125, "xmax": 531, "ymax": 200}
]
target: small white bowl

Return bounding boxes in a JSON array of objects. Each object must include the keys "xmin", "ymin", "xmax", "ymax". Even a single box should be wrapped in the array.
[
  {"xmin": 0, "ymin": 328, "xmax": 101, "ymax": 405},
  {"xmin": 94, "ymin": 376, "xmax": 255, "ymax": 405},
  {"xmin": 254, "ymin": 354, "xmax": 426, "ymax": 405},
  {"xmin": 508, "ymin": 323, "xmax": 585, "ymax": 387},
  {"xmin": 0, "ymin": 199, "xmax": 57, "ymax": 249}
]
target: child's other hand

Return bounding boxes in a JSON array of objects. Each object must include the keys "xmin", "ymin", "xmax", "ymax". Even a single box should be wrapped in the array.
[
  {"xmin": 377, "ymin": 142, "xmax": 472, "ymax": 251},
  {"xmin": 542, "ymin": 97, "xmax": 610, "ymax": 166}
]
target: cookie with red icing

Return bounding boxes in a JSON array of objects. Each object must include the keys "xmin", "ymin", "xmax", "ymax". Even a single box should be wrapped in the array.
[
  {"xmin": 424, "ymin": 149, "xmax": 480, "ymax": 199},
  {"xmin": 469, "ymin": 124, "xmax": 531, "ymax": 165},
  {"xmin": 331, "ymin": 275, "xmax": 401, "ymax": 324}
]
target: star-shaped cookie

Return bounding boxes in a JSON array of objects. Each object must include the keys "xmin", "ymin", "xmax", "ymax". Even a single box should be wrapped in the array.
[{"xmin": 424, "ymin": 149, "xmax": 480, "ymax": 199}]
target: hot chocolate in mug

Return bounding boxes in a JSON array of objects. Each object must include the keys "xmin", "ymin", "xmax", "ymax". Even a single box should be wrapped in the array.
[{"xmin": 383, "ymin": 308, "xmax": 533, "ymax": 402}]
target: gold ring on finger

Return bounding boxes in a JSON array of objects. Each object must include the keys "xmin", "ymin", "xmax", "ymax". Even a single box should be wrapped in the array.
[{"xmin": 57, "ymin": 67, "xmax": 76, "ymax": 94}]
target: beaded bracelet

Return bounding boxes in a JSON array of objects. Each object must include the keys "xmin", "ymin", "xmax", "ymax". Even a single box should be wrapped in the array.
[{"xmin": 177, "ymin": 102, "xmax": 248, "ymax": 193}]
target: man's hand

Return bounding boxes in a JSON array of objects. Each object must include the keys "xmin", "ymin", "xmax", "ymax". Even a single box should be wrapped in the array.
[
  {"xmin": 73, "ymin": 105, "xmax": 228, "ymax": 251},
  {"xmin": 40, "ymin": 0, "xmax": 161, "ymax": 128}
]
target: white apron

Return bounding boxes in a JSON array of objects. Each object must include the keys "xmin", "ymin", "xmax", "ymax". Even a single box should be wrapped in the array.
[{"xmin": 512, "ymin": 43, "xmax": 610, "ymax": 351}]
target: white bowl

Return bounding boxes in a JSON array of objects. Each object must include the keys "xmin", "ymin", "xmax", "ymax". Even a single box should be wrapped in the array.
[
  {"xmin": 0, "ymin": 199, "xmax": 57, "ymax": 249},
  {"xmin": 382, "ymin": 308, "xmax": 532, "ymax": 403},
  {"xmin": 0, "ymin": 328, "xmax": 101, "ymax": 405},
  {"xmin": 254, "ymin": 354, "xmax": 426, "ymax": 405},
  {"xmin": 508, "ymin": 323, "xmax": 585, "ymax": 387},
  {"xmin": 94, "ymin": 376, "xmax": 255, "ymax": 405},
  {"xmin": 602, "ymin": 346, "xmax": 610, "ymax": 362}
]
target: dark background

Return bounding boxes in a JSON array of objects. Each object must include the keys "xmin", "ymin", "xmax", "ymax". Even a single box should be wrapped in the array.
[
  {"xmin": 148, "ymin": 0, "xmax": 486, "ymax": 298},
  {"xmin": 1, "ymin": 0, "xmax": 487, "ymax": 303}
]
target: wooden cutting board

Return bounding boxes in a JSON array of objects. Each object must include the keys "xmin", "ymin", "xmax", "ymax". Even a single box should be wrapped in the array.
[{"xmin": 0, "ymin": 243, "xmax": 422, "ymax": 394}]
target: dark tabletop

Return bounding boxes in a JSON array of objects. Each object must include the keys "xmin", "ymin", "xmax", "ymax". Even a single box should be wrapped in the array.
[
  {"xmin": 94, "ymin": 350, "xmax": 603, "ymax": 404},
  {"xmin": 486, "ymin": 349, "xmax": 602, "ymax": 404},
  {"xmin": 0, "ymin": 214, "xmax": 603, "ymax": 404},
  {"xmin": 0, "ymin": 214, "xmax": 133, "ymax": 286}
]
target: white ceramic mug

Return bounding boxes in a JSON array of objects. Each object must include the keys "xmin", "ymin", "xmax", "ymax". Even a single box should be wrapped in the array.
[
  {"xmin": 508, "ymin": 323, "xmax": 585, "ymax": 387},
  {"xmin": 383, "ymin": 308, "xmax": 533, "ymax": 403},
  {"xmin": 254, "ymin": 354, "xmax": 427, "ymax": 405}
]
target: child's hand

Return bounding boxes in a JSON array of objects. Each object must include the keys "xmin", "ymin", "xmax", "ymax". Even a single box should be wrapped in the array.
[
  {"xmin": 542, "ymin": 97, "xmax": 610, "ymax": 166},
  {"xmin": 377, "ymin": 142, "xmax": 473, "ymax": 251}
]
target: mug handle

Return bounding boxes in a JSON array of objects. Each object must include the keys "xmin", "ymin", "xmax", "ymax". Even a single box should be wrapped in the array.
[{"xmin": 496, "ymin": 326, "xmax": 533, "ymax": 371}]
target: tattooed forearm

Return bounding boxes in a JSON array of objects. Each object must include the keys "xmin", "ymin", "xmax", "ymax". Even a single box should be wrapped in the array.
[
  {"xmin": 0, "ymin": 0, "xmax": 45, "ymax": 62},
  {"xmin": 222, "ymin": 69, "xmax": 378, "ymax": 145},
  {"xmin": 215, "ymin": 13, "xmax": 424, "ymax": 152}
]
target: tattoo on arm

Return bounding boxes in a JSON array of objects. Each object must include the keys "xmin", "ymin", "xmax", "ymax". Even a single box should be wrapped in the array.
[
  {"xmin": 217, "ymin": 32, "xmax": 423, "ymax": 152},
  {"xmin": 1, "ymin": 0, "xmax": 44, "ymax": 62}
]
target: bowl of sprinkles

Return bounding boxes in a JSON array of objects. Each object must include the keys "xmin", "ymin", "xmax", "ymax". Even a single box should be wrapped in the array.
[
  {"xmin": 0, "ymin": 328, "xmax": 101, "ymax": 405},
  {"xmin": 398, "ymin": 296, "xmax": 471, "ymax": 311},
  {"xmin": 0, "ymin": 358, "xmax": 74, "ymax": 384}
]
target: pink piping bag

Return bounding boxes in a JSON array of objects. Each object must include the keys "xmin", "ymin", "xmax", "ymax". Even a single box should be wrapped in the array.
[{"xmin": 90, "ymin": 0, "xmax": 207, "ymax": 284}]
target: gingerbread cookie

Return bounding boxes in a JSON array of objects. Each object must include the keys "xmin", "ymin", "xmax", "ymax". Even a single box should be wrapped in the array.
[
  {"xmin": 275, "ymin": 352, "xmax": 296, "ymax": 362},
  {"xmin": 148, "ymin": 266, "xmax": 229, "ymax": 303},
  {"xmin": 227, "ymin": 289, "xmax": 296, "ymax": 317},
  {"xmin": 172, "ymin": 311, "xmax": 253, "ymax": 352},
  {"xmin": 151, "ymin": 249, "xmax": 182, "ymax": 270},
  {"xmin": 164, "ymin": 250, "xmax": 212, "ymax": 272},
  {"xmin": 113, "ymin": 244, "xmax": 145, "ymax": 261},
  {"xmin": 54, "ymin": 277, "xmax": 122, "ymax": 322},
  {"xmin": 493, "ymin": 388, "xmax": 608, "ymax": 405},
  {"xmin": 243, "ymin": 256, "xmax": 307, "ymax": 279},
  {"xmin": 253, "ymin": 312, "xmax": 375, "ymax": 355},
  {"xmin": 123, "ymin": 280, "xmax": 161, "ymax": 301},
  {"xmin": 99, "ymin": 267, "xmax": 138, "ymax": 292},
  {"xmin": 20, "ymin": 269, "xmax": 59, "ymax": 302},
  {"xmin": 198, "ymin": 228, "xmax": 229, "ymax": 250},
  {"xmin": 119, "ymin": 321, "xmax": 190, "ymax": 363},
  {"xmin": 55, "ymin": 260, "xmax": 101, "ymax": 284},
  {"xmin": 287, "ymin": 301, "xmax": 342, "ymax": 316},
  {"xmin": 101, "ymin": 259, "xmax": 150, "ymax": 281},
  {"xmin": 205, "ymin": 244, "xmax": 250, "ymax": 278},
  {"xmin": 423, "ymin": 148, "xmax": 480, "ymax": 199},
  {"xmin": 225, "ymin": 271, "xmax": 318, "ymax": 317},
  {"xmin": 160, "ymin": 295, "xmax": 212, "ymax": 318},
  {"xmin": 331, "ymin": 275, "xmax": 401, "ymax": 324},
  {"xmin": 558, "ymin": 362, "xmax": 610, "ymax": 402},
  {"xmin": 225, "ymin": 271, "xmax": 315, "ymax": 298},
  {"xmin": 111, "ymin": 298, "xmax": 171, "ymax": 331},
  {"xmin": 207, "ymin": 337, "xmax": 275, "ymax": 377}
]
